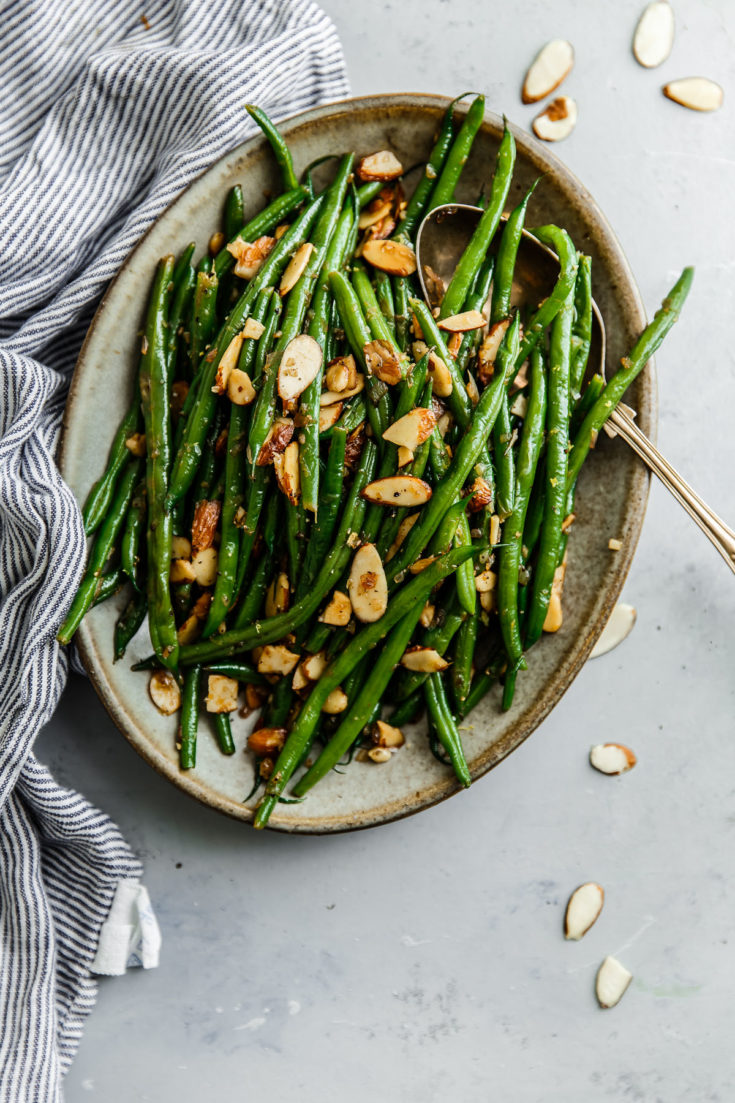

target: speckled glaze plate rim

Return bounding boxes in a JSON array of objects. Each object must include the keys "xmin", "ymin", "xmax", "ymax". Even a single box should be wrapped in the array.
[{"xmin": 61, "ymin": 93, "xmax": 654, "ymax": 834}]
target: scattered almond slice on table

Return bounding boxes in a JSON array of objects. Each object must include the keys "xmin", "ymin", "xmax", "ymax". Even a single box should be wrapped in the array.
[
  {"xmin": 663, "ymin": 77, "xmax": 724, "ymax": 113},
  {"xmin": 590, "ymin": 743, "xmax": 637, "ymax": 775},
  {"xmin": 532, "ymin": 97, "xmax": 578, "ymax": 142},
  {"xmin": 564, "ymin": 882, "xmax": 605, "ymax": 941},
  {"xmin": 589, "ymin": 602, "xmax": 636, "ymax": 658},
  {"xmin": 522, "ymin": 38, "xmax": 575, "ymax": 103},
  {"xmin": 633, "ymin": 1, "xmax": 675, "ymax": 68},
  {"xmin": 596, "ymin": 956, "xmax": 633, "ymax": 1009}
]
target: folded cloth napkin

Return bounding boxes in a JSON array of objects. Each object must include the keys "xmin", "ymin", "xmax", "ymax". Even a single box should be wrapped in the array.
[{"xmin": 0, "ymin": 2, "xmax": 348, "ymax": 1099}]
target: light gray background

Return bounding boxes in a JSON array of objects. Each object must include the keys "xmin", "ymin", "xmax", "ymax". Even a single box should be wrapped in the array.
[{"xmin": 43, "ymin": 2, "xmax": 735, "ymax": 1099}]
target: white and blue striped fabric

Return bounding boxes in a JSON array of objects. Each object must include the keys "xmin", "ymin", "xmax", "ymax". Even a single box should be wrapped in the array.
[{"xmin": 0, "ymin": 2, "xmax": 348, "ymax": 1097}]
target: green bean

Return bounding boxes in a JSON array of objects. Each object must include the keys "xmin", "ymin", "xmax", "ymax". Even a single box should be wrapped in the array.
[
  {"xmin": 453, "ymin": 253, "xmax": 495, "ymax": 376},
  {"xmin": 454, "ymin": 510, "xmax": 476, "ymax": 615},
  {"xmin": 224, "ymin": 185, "xmax": 245, "ymax": 241},
  {"xmin": 451, "ymin": 613, "xmax": 477, "ymax": 711},
  {"xmin": 212, "ymin": 712, "xmax": 236, "ymax": 756},
  {"xmin": 189, "ymin": 269, "xmax": 219, "ymax": 376},
  {"xmin": 425, "ymin": 94, "xmax": 486, "ymax": 211},
  {"xmin": 571, "ymin": 372, "xmax": 604, "ymax": 435},
  {"xmin": 497, "ymin": 346, "xmax": 547, "ymax": 666},
  {"xmin": 399, "ymin": 94, "xmax": 472, "ymax": 241},
  {"xmin": 424, "ymin": 672, "xmax": 471, "ymax": 787},
  {"xmin": 245, "ymin": 104, "xmax": 298, "ymax": 191},
  {"xmin": 490, "ymin": 313, "xmax": 521, "ymax": 520},
  {"xmin": 114, "ymin": 588, "xmax": 147, "ymax": 660},
  {"xmin": 392, "ymin": 273, "xmax": 412, "ymax": 352},
  {"xmin": 356, "ymin": 180, "xmax": 384, "ymax": 209},
  {"xmin": 233, "ymin": 548, "xmax": 270, "ymax": 628},
  {"xmin": 120, "ymin": 478, "xmax": 146, "ymax": 590},
  {"xmin": 255, "ymin": 544, "xmax": 477, "ymax": 824},
  {"xmin": 168, "ymin": 260, "xmax": 196, "ymax": 377},
  {"xmin": 233, "ymin": 483, "xmax": 278, "ymax": 626},
  {"xmin": 439, "ymin": 122, "xmax": 516, "ymax": 319},
  {"xmin": 297, "ymin": 427, "xmax": 347, "ymax": 598},
  {"xmin": 456, "ymin": 668, "xmax": 497, "ymax": 719},
  {"xmin": 567, "ymin": 267, "xmax": 694, "ymax": 490},
  {"xmin": 393, "ymin": 597, "xmax": 466, "ymax": 702},
  {"xmin": 173, "ymin": 242, "xmax": 196, "ymax": 287},
  {"xmin": 179, "ymin": 666, "xmax": 202, "ymax": 770},
  {"xmin": 570, "ymin": 254, "xmax": 592, "ymax": 398},
  {"xmin": 81, "ymin": 398, "xmax": 141, "ymax": 535},
  {"xmin": 285, "ymin": 497, "xmax": 305, "ymax": 583},
  {"xmin": 501, "ymin": 668, "xmax": 517, "ymax": 712},
  {"xmin": 213, "ymin": 186, "xmax": 310, "ymax": 279},
  {"xmin": 390, "ymin": 691, "xmax": 423, "ymax": 727},
  {"xmin": 489, "ymin": 180, "xmax": 538, "ymax": 325},
  {"xmin": 58, "ymin": 457, "xmax": 142, "ymax": 644},
  {"xmin": 204, "ymin": 661, "xmax": 265, "ymax": 684},
  {"xmin": 373, "ymin": 271, "xmax": 396, "ymax": 337},
  {"xmin": 329, "ymin": 270, "xmax": 393, "ymax": 441},
  {"xmin": 514, "ymin": 225, "xmax": 578, "ymax": 373},
  {"xmin": 332, "ymin": 394, "xmax": 367, "ymax": 436},
  {"xmin": 351, "ymin": 261, "xmax": 406, "ymax": 366},
  {"xmin": 91, "ymin": 568, "xmax": 125, "ymax": 607},
  {"xmin": 409, "ymin": 298, "xmax": 473, "ymax": 427},
  {"xmin": 525, "ymin": 289, "xmax": 574, "ymax": 648}
]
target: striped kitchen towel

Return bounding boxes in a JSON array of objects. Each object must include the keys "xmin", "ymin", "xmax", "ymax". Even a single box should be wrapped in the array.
[{"xmin": 0, "ymin": 2, "xmax": 348, "ymax": 1099}]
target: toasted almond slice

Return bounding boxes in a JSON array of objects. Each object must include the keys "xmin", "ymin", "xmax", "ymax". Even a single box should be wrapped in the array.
[
  {"xmin": 213, "ymin": 333, "xmax": 245, "ymax": 394},
  {"xmin": 543, "ymin": 560, "xmax": 567, "ymax": 633},
  {"xmin": 322, "ymin": 688, "xmax": 349, "ymax": 714},
  {"xmin": 357, "ymin": 150, "xmax": 403, "ymax": 181},
  {"xmin": 348, "ymin": 543, "xmax": 388, "ymax": 623},
  {"xmin": 364, "ymin": 339, "xmax": 403, "ymax": 385},
  {"xmin": 227, "ymin": 368, "xmax": 256, "ymax": 406},
  {"xmin": 265, "ymin": 572, "xmax": 290, "ymax": 618},
  {"xmin": 362, "ymin": 238, "xmax": 417, "ymax": 277},
  {"xmin": 358, "ymin": 198, "xmax": 394, "ymax": 229},
  {"xmin": 489, "ymin": 514, "xmax": 501, "ymax": 545},
  {"xmin": 387, "ymin": 513, "xmax": 419, "ymax": 561},
  {"xmin": 466, "ymin": 476, "xmax": 493, "ymax": 513},
  {"xmin": 477, "ymin": 318, "xmax": 511, "ymax": 384},
  {"xmin": 589, "ymin": 743, "xmax": 637, "ymax": 775},
  {"xmin": 292, "ymin": 665, "xmax": 310, "ymax": 692},
  {"xmin": 474, "ymin": 568, "xmax": 497, "ymax": 593},
  {"xmin": 319, "ymin": 403, "xmax": 343, "ymax": 432},
  {"xmin": 532, "ymin": 96, "xmax": 578, "ymax": 142},
  {"xmin": 510, "ymin": 393, "xmax": 528, "ymax": 419},
  {"xmin": 320, "ymin": 375, "xmax": 365, "ymax": 406},
  {"xmin": 177, "ymin": 612, "xmax": 202, "ymax": 646},
  {"xmin": 663, "ymin": 77, "xmax": 724, "ymax": 112},
  {"xmin": 344, "ymin": 424, "xmax": 366, "ymax": 470},
  {"xmin": 437, "ymin": 310, "xmax": 487, "ymax": 334},
  {"xmin": 382, "ymin": 407, "xmax": 437, "ymax": 452},
  {"xmin": 564, "ymin": 882, "xmax": 605, "ymax": 941},
  {"xmin": 368, "ymin": 746, "xmax": 393, "ymax": 763},
  {"xmin": 419, "ymin": 601, "xmax": 435, "ymax": 629},
  {"xmin": 400, "ymin": 646, "xmax": 449, "ymax": 673},
  {"xmin": 589, "ymin": 603, "xmax": 637, "ymax": 659},
  {"xmin": 479, "ymin": 589, "xmax": 495, "ymax": 613},
  {"xmin": 229, "ymin": 236, "xmax": 276, "ymax": 280},
  {"xmin": 397, "ymin": 445, "xmax": 414, "ymax": 468},
  {"xmin": 256, "ymin": 417, "xmax": 294, "ymax": 465},
  {"xmin": 278, "ymin": 334, "xmax": 323, "ymax": 404},
  {"xmin": 273, "ymin": 441, "xmax": 300, "ymax": 505},
  {"xmin": 373, "ymin": 720, "xmax": 405, "ymax": 748},
  {"xmin": 319, "ymin": 589, "xmax": 352, "ymax": 626},
  {"xmin": 205, "ymin": 674, "xmax": 239, "ymax": 714},
  {"xmin": 209, "ymin": 231, "xmax": 225, "ymax": 256},
  {"xmin": 361, "ymin": 475, "xmax": 432, "ymax": 508},
  {"xmin": 633, "ymin": 1, "xmax": 675, "ymax": 68},
  {"xmin": 191, "ymin": 500, "xmax": 221, "ymax": 553},
  {"xmin": 170, "ymin": 557, "xmax": 196, "ymax": 584},
  {"xmin": 242, "ymin": 317, "xmax": 265, "ymax": 340},
  {"xmin": 279, "ymin": 242, "xmax": 315, "ymax": 296},
  {"xmin": 171, "ymin": 535, "xmax": 192, "ymax": 559},
  {"xmin": 149, "ymin": 669, "xmax": 181, "ymax": 715},
  {"xmin": 409, "ymin": 555, "xmax": 437, "ymax": 574},
  {"xmin": 426, "ymin": 350, "xmax": 453, "ymax": 397},
  {"xmin": 248, "ymin": 727, "xmax": 287, "ymax": 756},
  {"xmin": 301, "ymin": 650, "xmax": 328, "ymax": 682},
  {"xmin": 257, "ymin": 644, "xmax": 300, "ymax": 676},
  {"xmin": 522, "ymin": 38, "xmax": 575, "ymax": 103},
  {"xmin": 596, "ymin": 956, "xmax": 633, "ymax": 1009},
  {"xmin": 325, "ymin": 353, "xmax": 357, "ymax": 393},
  {"xmin": 465, "ymin": 372, "xmax": 480, "ymax": 406},
  {"xmin": 192, "ymin": 547, "xmax": 218, "ymax": 587},
  {"xmin": 125, "ymin": 432, "xmax": 146, "ymax": 457}
]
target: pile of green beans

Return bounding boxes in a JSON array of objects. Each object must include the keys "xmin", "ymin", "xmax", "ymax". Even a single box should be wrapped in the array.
[{"xmin": 58, "ymin": 99, "xmax": 693, "ymax": 828}]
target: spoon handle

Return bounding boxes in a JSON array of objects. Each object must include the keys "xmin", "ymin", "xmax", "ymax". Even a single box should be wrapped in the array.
[{"xmin": 607, "ymin": 406, "xmax": 735, "ymax": 574}]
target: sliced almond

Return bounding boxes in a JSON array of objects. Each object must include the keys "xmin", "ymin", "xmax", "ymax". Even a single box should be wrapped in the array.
[
  {"xmin": 532, "ymin": 96, "xmax": 578, "ymax": 142},
  {"xmin": 400, "ymin": 646, "xmax": 448, "ymax": 674},
  {"xmin": 242, "ymin": 317, "xmax": 266, "ymax": 340},
  {"xmin": 382, "ymin": 407, "xmax": 436, "ymax": 452},
  {"xmin": 358, "ymin": 197, "xmax": 394, "ymax": 229},
  {"xmin": 489, "ymin": 514, "xmax": 501, "ymax": 545},
  {"xmin": 149, "ymin": 669, "xmax": 181, "ymax": 715},
  {"xmin": 348, "ymin": 543, "xmax": 388, "ymax": 623},
  {"xmin": 633, "ymin": 1, "xmax": 675, "ymax": 68},
  {"xmin": 426, "ymin": 350, "xmax": 453, "ymax": 397},
  {"xmin": 264, "ymin": 572, "xmax": 290, "ymax": 618},
  {"xmin": 320, "ymin": 375, "xmax": 365, "ymax": 406},
  {"xmin": 324, "ymin": 354, "xmax": 354, "ymax": 393},
  {"xmin": 205, "ymin": 674, "xmax": 239, "ymax": 714},
  {"xmin": 344, "ymin": 423, "xmax": 367, "ymax": 470},
  {"xmin": 228, "ymin": 236, "xmax": 276, "ymax": 280},
  {"xmin": 397, "ymin": 445, "xmax": 413, "ymax": 468},
  {"xmin": 177, "ymin": 613, "xmax": 202, "ymax": 646},
  {"xmin": 386, "ymin": 513, "xmax": 419, "ymax": 561},
  {"xmin": 212, "ymin": 333, "xmax": 245, "ymax": 394},
  {"xmin": 192, "ymin": 547, "xmax": 218, "ymax": 587},
  {"xmin": 364, "ymin": 339, "xmax": 403, "ymax": 385},
  {"xmin": 256, "ymin": 417, "xmax": 294, "ymax": 465},
  {"xmin": 273, "ymin": 441, "xmax": 300, "ymax": 505},
  {"xmin": 564, "ymin": 882, "xmax": 605, "ymax": 941},
  {"xmin": 278, "ymin": 334, "xmax": 323, "ymax": 405},
  {"xmin": 477, "ymin": 319, "xmax": 510, "ymax": 384},
  {"xmin": 357, "ymin": 150, "xmax": 403, "ymax": 181},
  {"xmin": 419, "ymin": 601, "xmax": 435, "ymax": 629},
  {"xmin": 595, "ymin": 956, "xmax": 633, "ymax": 1010},
  {"xmin": 257, "ymin": 644, "xmax": 300, "ymax": 676},
  {"xmin": 170, "ymin": 558, "xmax": 196, "ymax": 584},
  {"xmin": 279, "ymin": 242, "xmax": 314, "ymax": 296},
  {"xmin": 466, "ymin": 476, "xmax": 493, "ymax": 513},
  {"xmin": 319, "ymin": 589, "xmax": 352, "ymax": 626},
  {"xmin": 301, "ymin": 650, "xmax": 328, "ymax": 682},
  {"xmin": 542, "ymin": 560, "xmax": 566, "ymax": 633},
  {"xmin": 479, "ymin": 589, "xmax": 495, "ymax": 613},
  {"xmin": 409, "ymin": 555, "xmax": 437, "ymax": 574},
  {"xmin": 248, "ymin": 727, "xmax": 286, "ymax": 756},
  {"xmin": 319, "ymin": 403, "xmax": 343, "ymax": 433},
  {"xmin": 322, "ymin": 688, "xmax": 349, "ymax": 714},
  {"xmin": 361, "ymin": 475, "xmax": 432, "ymax": 508},
  {"xmin": 291, "ymin": 665, "xmax": 310, "ymax": 692},
  {"xmin": 191, "ymin": 591, "xmax": 212, "ymax": 621},
  {"xmin": 171, "ymin": 535, "xmax": 192, "ymax": 559},
  {"xmin": 589, "ymin": 743, "xmax": 637, "ymax": 775},
  {"xmin": 589, "ymin": 603, "xmax": 637, "ymax": 659},
  {"xmin": 192, "ymin": 500, "xmax": 221, "ymax": 554},
  {"xmin": 209, "ymin": 231, "xmax": 225, "ymax": 256},
  {"xmin": 522, "ymin": 38, "xmax": 575, "ymax": 103},
  {"xmin": 125, "ymin": 432, "xmax": 146, "ymax": 457},
  {"xmin": 227, "ymin": 367, "xmax": 256, "ymax": 406},
  {"xmin": 465, "ymin": 372, "xmax": 480, "ymax": 406},
  {"xmin": 373, "ymin": 720, "xmax": 405, "ymax": 748},
  {"xmin": 474, "ymin": 568, "xmax": 497, "ymax": 593},
  {"xmin": 362, "ymin": 238, "xmax": 417, "ymax": 277},
  {"xmin": 437, "ymin": 310, "xmax": 487, "ymax": 334},
  {"xmin": 367, "ymin": 746, "xmax": 392, "ymax": 763},
  {"xmin": 663, "ymin": 77, "xmax": 723, "ymax": 112}
]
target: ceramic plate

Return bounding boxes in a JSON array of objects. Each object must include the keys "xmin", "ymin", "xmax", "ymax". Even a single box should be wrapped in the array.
[{"xmin": 60, "ymin": 94, "xmax": 653, "ymax": 833}]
